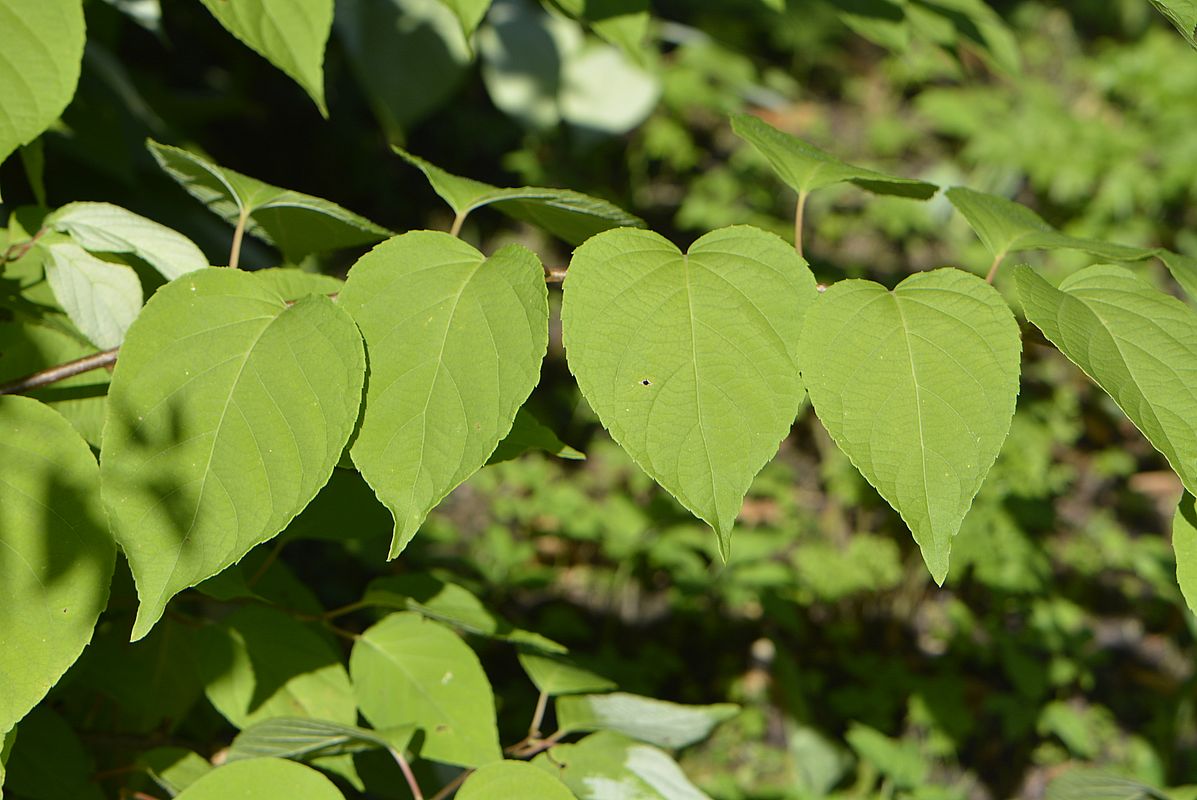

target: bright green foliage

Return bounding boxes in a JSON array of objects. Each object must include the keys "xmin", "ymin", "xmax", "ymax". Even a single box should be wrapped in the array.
[
  {"xmin": 349, "ymin": 612, "xmax": 502, "ymax": 767},
  {"xmin": 555, "ymin": 693, "xmax": 739, "ymax": 748},
  {"xmin": 228, "ymin": 717, "xmax": 415, "ymax": 763},
  {"xmin": 339, "ymin": 232, "xmax": 548, "ymax": 557},
  {"xmin": 100, "ymin": 269, "xmax": 365, "ymax": 639},
  {"xmin": 196, "ymin": 606, "xmax": 356, "ymax": 729},
  {"xmin": 534, "ymin": 731, "xmax": 712, "ymax": 800},
  {"xmin": 799, "ymin": 268, "xmax": 1022, "ymax": 582},
  {"xmin": 946, "ymin": 187, "xmax": 1160, "ymax": 268},
  {"xmin": 147, "ymin": 140, "xmax": 391, "ymax": 262},
  {"xmin": 0, "ymin": 729, "xmax": 11, "ymax": 794},
  {"xmin": 47, "ymin": 202, "xmax": 208, "ymax": 280},
  {"xmin": 0, "ymin": 396, "xmax": 114, "ymax": 735},
  {"xmin": 44, "ymin": 243, "xmax": 142, "ymax": 349},
  {"xmin": 394, "ymin": 147, "xmax": 645, "ymax": 244},
  {"xmin": 730, "ymin": 113, "xmax": 938, "ymax": 199},
  {"xmin": 1162, "ymin": 251, "xmax": 1197, "ymax": 302},
  {"xmin": 518, "ymin": 651, "xmax": 616, "ymax": 695},
  {"xmin": 439, "ymin": 0, "xmax": 493, "ymax": 38},
  {"xmin": 846, "ymin": 724, "xmax": 927, "ymax": 790},
  {"xmin": 1151, "ymin": 0, "xmax": 1197, "ymax": 47},
  {"xmin": 552, "ymin": 0, "xmax": 651, "ymax": 59},
  {"xmin": 0, "ymin": 0, "xmax": 84, "ymax": 178},
  {"xmin": 173, "ymin": 757, "xmax": 345, "ymax": 800},
  {"xmin": 199, "ymin": 0, "xmax": 333, "ymax": 116},
  {"xmin": 562, "ymin": 226, "xmax": 816, "ymax": 558},
  {"xmin": 138, "ymin": 748, "xmax": 213, "ymax": 796},
  {"xmin": 1175, "ymin": 494, "xmax": 1197, "ymax": 615},
  {"xmin": 487, "ymin": 407, "xmax": 585, "ymax": 464},
  {"xmin": 1016, "ymin": 264, "xmax": 1197, "ymax": 495},
  {"xmin": 458, "ymin": 760, "xmax": 576, "ymax": 800}
]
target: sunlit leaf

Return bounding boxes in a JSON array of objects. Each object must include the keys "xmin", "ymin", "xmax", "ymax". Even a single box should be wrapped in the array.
[
  {"xmin": 174, "ymin": 758, "xmax": 345, "ymax": 800},
  {"xmin": 44, "ymin": 242, "xmax": 142, "ymax": 349},
  {"xmin": 556, "ymin": 693, "xmax": 738, "ymax": 748},
  {"xmin": 533, "ymin": 731, "xmax": 711, "ymax": 800},
  {"xmin": 518, "ymin": 651, "xmax": 615, "ymax": 695},
  {"xmin": 138, "ymin": 748, "xmax": 212, "ymax": 796},
  {"xmin": 439, "ymin": 0, "xmax": 492, "ymax": 37},
  {"xmin": 47, "ymin": 201, "xmax": 208, "ymax": 280},
  {"xmin": 459, "ymin": 760, "xmax": 575, "ymax": 800},
  {"xmin": 1150, "ymin": 0, "xmax": 1197, "ymax": 48}
]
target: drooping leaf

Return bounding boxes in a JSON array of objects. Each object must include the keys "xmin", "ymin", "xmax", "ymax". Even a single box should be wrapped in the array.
[
  {"xmin": 799, "ymin": 268, "xmax": 1022, "ymax": 582},
  {"xmin": 518, "ymin": 651, "xmax": 616, "ymax": 695},
  {"xmin": 147, "ymin": 140, "xmax": 392, "ymax": 262},
  {"xmin": 339, "ymin": 232, "xmax": 547, "ymax": 556},
  {"xmin": 730, "ymin": 112, "xmax": 937, "ymax": 199},
  {"xmin": 196, "ymin": 606, "xmax": 357, "ymax": 729},
  {"xmin": 533, "ymin": 731, "xmax": 711, "ymax": 800},
  {"xmin": 44, "ymin": 242, "xmax": 143, "ymax": 349},
  {"xmin": 228, "ymin": 717, "xmax": 415, "ymax": 763},
  {"xmin": 1149, "ymin": 0, "xmax": 1197, "ymax": 48},
  {"xmin": 350, "ymin": 612, "xmax": 503, "ymax": 767},
  {"xmin": 138, "ymin": 748, "xmax": 213, "ymax": 796},
  {"xmin": 0, "ymin": 0, "xmax": 85, "ymax": 174},
  {"xmin": 439, "ymin": 0, "xmax": 493, "ymax": 37},
  {"xmin": 947, "ymin": 187, "xmax": 1160, "ymax": 268},
  {"xmin": 556, "ymin": 693, "xmax": 738, "ymax": 749},
  {"xmin": 1162, "ymin": 251, "xmax": 1197, "ymax": 303},
  {"xmin": 199, "ymin": 0, "xmax": 333, "ymax": 116},
  {"xmin": 1175, "ymin": 494, "xmax": 1197, "ymax": 615},
  {"xmin": 458, "ymin": 760, "xmax": 576, "ymax": 800},
  {"xmin": 487, "ymin": 407, "xmax": 585, "ymax": 464},
  {"xmin": 562, "ymin": 226, "xmax": 816, "ymax": 558},
  {"xmin": 1017, "ymin": 264, "xmax": 1197, "ymax": 495},
  {"xmin": 47, "ymin": 202, "xmax": 208, "ymax": 280},
  {"xmin": 394, "ymin": 147, "xmax": 644, "ymax": 245},
  {"xmin": 174, "ymin": 758, "xmax": 345, "ymax": 800},
  {"xmin": 101, "ymin": 268, "xmax": 365, "ymax": 639},
  {"xmin": 0, "ymin": 396, "xmax": 114, "ymax": 735},
  {"xmin": 3, "ymin": 708, "xmax": 102, "ymax": 800}
]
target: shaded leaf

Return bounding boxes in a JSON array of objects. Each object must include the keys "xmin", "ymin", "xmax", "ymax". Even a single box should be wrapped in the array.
[
  {"xmin": 47, "ymin": 201, "xmax": 208, "ymax": 280},
  {"xmin": 487, "ymin": 407, "xmax": 585, "ymax": 464},
  {"xmin": 799, "ymin": 268, "xmax": 1021, "ymax": 582},
  {"xmin": 439, "ymin": 0, "xmax": 493, "ymax": 37},
  {"xmin": 1045, "ymin": 767, "xmax": 1168, "ymax": 800},
  {"xmin": 228, "ymin": 717, "xmax": 415, "ymax": 763},
  {"xmin": 518, "ymin": 651, "xmax": 616, "ymax": 695},
  {"xmin": 1175, "ymin": 493, "xmax": 1197, "ymax": 615},
  {"xmin": 174, "ymin": 758, "xmax": 345, "ymax": 800},
  {"xmin": 1162, "ymin": 251, "xmax": 1197, "ymax": 303},
  {"xmin": 845, "ymin": 724, "xmax": 927, "ymax": 789},
  {"xmin": 138, "ymin": 748, "xmax": 213, "ymax": 796},
  {"xmin": 556, "ymin": 693, "xmax": 738, "ymax": 749},
  {"xmin": 533, "ymin": 731, "xmax": 710, "ymax": 800},
  {"xmin": 459, "ymin": 760, "xmax": 576, "ymax": 800},
  {"xmin": 44, "ymin": 242, "xmax": 142, "ymax": 349},
  {"xmin": 562, "ymin": 226, "xmax": 815, "ymax": 558},
  {"xmin": 552, "ymin": 0, "xmax": 651, "ymax": 60},
  {"xmin": 3, "ymin": 708, "xmax": 101, "ymax": 800}
]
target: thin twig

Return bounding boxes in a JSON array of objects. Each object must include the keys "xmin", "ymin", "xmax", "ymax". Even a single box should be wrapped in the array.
[
  {"xmin": 449, "ymin": 212, "xmax": 467, "ymax": 239},
  {"xmin": 528, "ymin": 690, "xmax": 549, "ymax": 738},
  {"xmin": 0, "ymin": 348, "xmax": 118, "ymax": 395},
  {"xmin": 2, "ymin": 228, "xmax": 47, "ymax": 264},
  {"xmin": 229, "ymin": 208, "xmax": 250, "ymax": 269},
  {"xmin": 985, "ymin": 250, "xmax": 1005, "ymax": 284},
  {"xmin": 428, "ymin": 770, "xmax": 472, "ymax": 800},
  {"xmin": 390, "ymin": 747, "xmax": 425, "ymax": 800},
  {"xmin": 794, "ymin": 190, "xmax": 808, "ymax": 259}
]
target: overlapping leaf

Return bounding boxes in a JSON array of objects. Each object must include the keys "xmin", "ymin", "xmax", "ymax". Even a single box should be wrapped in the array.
[
  {"xmin": 199, "ymin": 0, "xmax": 333, "ymax": 116},
  {"xmin": 487, "ymin": 407, "xmax": 585, "ymax": 464},
  {"xmin": 148, "ymin": 140, "xmax": 391, "ymax": 261},
  {"xmin": 799, "ymin": 268, "xmax": 1022, "ymax": 582},
  {"xmin": 555, "ymin": 693, "xmax": 738, "ymax": 748},
  {"xmin": 562, "ymin": 226, "xmax": 816, "ymax": 558},
  {"xmin": 101, "ymin": 268, "xmax": 365, "ymax": 639},
  {"xmin": 44, "ymin": 242, "xmax": 143, "ymax": 349},
  {"xmin": 1162, "ymin": 251, "xmax": 1197, "ymax": 303},
  {"xmin": 518, "ymin": 651, "xmax": 615, "ymax": 695},
  {"xmin": 458, "ymin": 760, "xmax": 575, "ymax": 800},
  {"xmin": 47, "ymin": 201, "xmax": 208, "ymax": 280},
  {"xmin": 1017, "ymin": 264, "xmax": 1197, "ymax": 496},
  {"xmin": 228, "ymin": 717, "xmax": 415, "ymax": 764},
  {"xmin": 439, "ymin": 0, "xmax": 493, "ymax": 38},
  {"xmin": 1150, "ymin": 0, "xmax": 1197, "ymax": 48},
  {"xmin": 338, "ymin": 232, "xmax": 548, "ymax": 556},
  {"xmin": 533, "ymin": 731, "xmax": 712, "ymax": 800},
  {"xmin": 1174, "ymin": 494, "xmax": 1197, "ymax": 615},
  {"xmin": 174, "ymin": 758, "xmax": 345, "ymax": 800},
  {"xmin": 0, "ymin": 396, "xmax": 115, "ymax": 735}
]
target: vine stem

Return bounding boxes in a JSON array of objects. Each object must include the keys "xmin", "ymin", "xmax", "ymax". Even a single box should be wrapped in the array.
[
  {"xmin": 0, "ymin": 348, "xmax": 118, "ymax": 395},
  {"xmin": 390, "ymin": 747, "xmax": 424, "ymax": 800},
  {"xmin": 429, "ymin": 770, "xmax": 472, "ymax": 800},
  {"xmin": 794, "ymin": 190, "xmax": 808, "ymax": 259},
  {"xmin": 449, "ymin": 211, "xmax": 467, "ymax": 238},
  {"xmin": 229, "ymin": 207, "xmax": 250, "ymax": 269},
  {"xmin": 985, "ymin": 250, "xmax": 1006, "ymax": 284},
  {"xmin": 2, "ymin": 227, "xmax": 47, "ymax": 264}
]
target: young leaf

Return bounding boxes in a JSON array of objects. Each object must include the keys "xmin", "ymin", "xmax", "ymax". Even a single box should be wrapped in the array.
[
  {"xmin": 1175, "ymin": 493, "xmax": 1197, "ymax": 616},
  {"xmin": 44, "ymin": 242, "xmax": 143, "ymax": 349},
  {"xmin": 439, "ymin": 0, "xmax": 493, "ymax": 38},
  {"xmin": 0, "ymin": 396, "xmax": 115, "ymax": 735},
  {"xmin": 799, "ymin": 268, "xmax": 1022, "ymax": 582},
  {"xmin": 394, "ymin": 147, "xmax": 644, "ymax": 245},
  {"xmin": 730, "ymin": 112, "xmax": 937, "ymax": 199},
  {"xmin": 174, "ymin": 758, "xmax": 345, "ymax": 800},
  {"xmin": 0, "ymin": 0, "xmax": 85, "ymax": 173},
  {"xmin": 1150, "ymin": 0, "xmax": 1197, "ymax": 48},
  {"xmin": 458, "ymin": 760, "xmax": 575, "ymax": 800},
  {"xmin": 147, "ymin": 140, "xmax": 392, "ymax": 262},
  {"xmin": 487, "ymin": 407, "xmax": 586, "ymax": 464},
  {"xmin": 1016, "ymin": 264, "xmax": 1197, "ymax": 496},
  {"xmin": 532, "ymin": 731, "xmax": 712, "ymax": 800},
  {"xmin": 555, "ymin": 694, "xmax": 738, "ymax": 749},
  {"xmin": 518, "ymin": 651, "xmax": 616, "ymax": 695},
  {"xmin": 228, "ymin": 717, "xmax": 415, "ymax": 764},
  {"xmin": 338, "ymin": 232, "xmax": 548, "ymax": 557},
  {"xmin": 101, "ymin": 268, "xmax": 365, "ymax": 640},
  {"xmin": 199, "ymin": 0, "xmax": 333, "ymax": 116},
  {"xmin": 562, "ymin": 226, "xmax": 816, "ymax": 558},
  {"xmin": 946, "ymin": 187, "xmax": 1159, "ymax": 268},
  {"xmin": 47, "ymin": 202, "xmax": 208, "ymax": 280},
  {"xmin": 350, "ymin": 612, "xmax": 503, "ymax": 767}
]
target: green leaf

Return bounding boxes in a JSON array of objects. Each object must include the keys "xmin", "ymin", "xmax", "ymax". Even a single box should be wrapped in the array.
[
  {"xmin": 946, "ymin": 187, "xmax": 1160, "ymax": 267},
  {"xmin": 0, "ymin": 727, "xmax": 13, "ymax": 795},
  {"xmin": 798, "ymin": 268, "xmax": 1022, "ymax": 582},
  {"xmin": 1150, "ymin": 0, "xmax": 1197, "ymax": 48},
  {"xmin": 487, "ymin": 407, "xmax": 585, "ymax": 464},
  {"xmin": 249, "ymin": 268, "xmax": 344, "ymax": 301},
  {"xmin": 1016, "ymin": 264, "xmax": 1197, "ymax": 496},
  {"xmin": 0, "ymin": 0, "xmax": 85, "ymax": 172},
  {"xmin": 459, "ymin": 760, "xmax": 576, "ymax": 800},
  {"xmin": 1175, "ymin": 494, "xmax": 1197, "ymax": 615},
  {"xmin": 228, "ymin": 717, "xmax": 415, "ymax": 763},
  {"xmin": 198, "ymin": 0, "xmax": 333, "ymax": 116},
  {"xmin": 394, "ymin": 147, "xmax": 644, "ymax": 245},
  {"xmin": 439, "ymin": 0, "xmax": 492, "ymax": 38},
  {"xmin": 44, "ymin": 242, "xmax": 143, "ymax": 349},
  {"xmin": 559, "ymin": 41, "xmax": 661, "ymax": 136},
  {"xmin": 197, "ymin": 606, "xmax": 356, "ymax": 729},
  {"xmin": 561, "ymin": 226, "xmax": 816, "ymax": 558},
  {"xmin": 3, "ymin": 708, "xmax": 102, "ymax": 800},
  {"xmin": 730, "ymin": 112, "xmax": 937, "ymax": 199},
  {"xmin": 350, "ymin": 612, "xmax": 502, "ymax": 767},
  {"xmin": 845, "ymin": 724, "xmax": 927, "ymax": 789},
  {"xmin": 174, "ymin": 758, "xmax": 345, "ymax": 800},
  {"xmin": 518, "ymin": 651, "xmax": 616, "ymax": 695},
  {"xmin": 47, "ymin": 201, "xmax": 208, "ymax": 280},
  {"xmin": 1045, "ymin": 767, "xmax": 1168, "ymax": 800},
  {"xmin": 100, "ymin": 268, "xmax": 365, "ymax": 640},
  {"xmin": 138, "ymin": 748, "xmax": 213, "ymax": 796},
  {"xmin": 147, "ymin": 140, "xmax": 391, "ymax": 262},
  {"xmin": 555, "ymin": 693, "xmax": 738, "ymax": 748},
  {"xmin": 533, "ymin": 731, "xmax": 711, "ymax": 800},
  {"xmin": 760, "ymin": 0, "xmax": 784, "ymax": 9},
  {"xmin": 0, "ymin": 396, "xmax": 115, "ymax": 735},
  {"xmin": 338, "ymin": 232, "xmax": 548, "ymax": 556},
  {"xmin": 552, "ymin": 0, "xmax": 651, "ymax": 60},
  {"xmin": 1162, "ymin": 251, "xmax": 1197, "ymax": 303}
]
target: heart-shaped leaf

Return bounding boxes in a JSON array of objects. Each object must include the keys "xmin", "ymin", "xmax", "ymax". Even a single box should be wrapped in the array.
[
  {"xmin": 174, "ymin": 758, "xmax": 345, "ymax": 800},
  {"xmin": 458, "ymin": 760, "xmax": 575, "ymax": 800},
  {"xmin": 394, "ymin": 146, "xmax": 644, "ymax": 245},
  {"xmin": 44, "ymin": 242, "xmax": 143, "ymax": 349},
  {"xmin": 562, "ymin": 225, "xmax": 816, "ymax": 557},
  {"xmin": 101, "ymin": 268, "xmax": 365, "ymax": 640},
  {"xmin": 199, "ymin": 0, "xmax": 333, "ymax": 116},
  {"xmin": 1016, "ymin": 264, "xmax": 1197, "ymax": 496},
  {"xmin": 799, "ymin": 268, "xmax": 1022, "ymax": 582},
  {"xmin": 47, "ymin": 201, "xmax": 208, "ymax": 280},
  {"xmin": 1174, "ymin": 493, "xmax": 1197, "ymax": 616},
  {"xmin": 0, "ymin": 396, "xmax": 115, "ymax": 735},
  {"xmin": 338, "ymin": 232, "xmax": 548, "ymax": 556},
  {"xmin": 148, "ymin": 140, "xmax": 392, "ymax": 262},
  {"xmin": 555, "ymin": 693, "xmax": 738, "ymax": 749}
]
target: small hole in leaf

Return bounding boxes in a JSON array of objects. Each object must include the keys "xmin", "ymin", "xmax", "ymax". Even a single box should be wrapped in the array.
[{"xmin": 641, "ymin": 379, "xmax": 651, "ymax": 386}]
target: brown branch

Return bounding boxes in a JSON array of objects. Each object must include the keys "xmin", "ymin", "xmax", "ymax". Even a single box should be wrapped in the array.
[{"xmin": 0, "ymin": 347, "xmax": 118, "ymax": 395}]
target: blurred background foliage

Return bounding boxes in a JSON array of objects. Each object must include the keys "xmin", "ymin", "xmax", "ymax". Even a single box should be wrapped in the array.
[{"xmin": 3, "ymin": 0, "xmax": 1197, "ymax": 798}]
